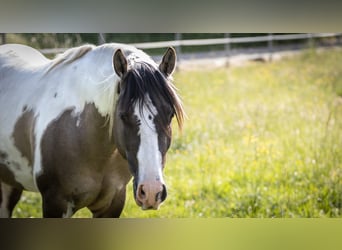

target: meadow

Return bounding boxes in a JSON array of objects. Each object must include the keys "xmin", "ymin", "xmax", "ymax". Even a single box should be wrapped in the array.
[{"xmin": 13, "ymin": 48, "xmax": 342, "ymax": 218}]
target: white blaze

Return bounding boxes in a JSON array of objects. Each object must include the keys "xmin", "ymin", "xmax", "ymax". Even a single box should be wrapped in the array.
[{"xmin": 134, "ymin": 95, "xmax": 164, "ymax": 183}]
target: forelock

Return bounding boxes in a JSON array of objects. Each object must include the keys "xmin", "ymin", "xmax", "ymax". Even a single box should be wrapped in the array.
[{"xmin": 119, "ymin": 61, "xmax": 184, "ymax": 129}]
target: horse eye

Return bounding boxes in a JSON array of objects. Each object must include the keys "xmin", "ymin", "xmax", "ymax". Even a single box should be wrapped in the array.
[{"xmin": 119, "ymin": 112, "xmax": 129, "ymax": 122}]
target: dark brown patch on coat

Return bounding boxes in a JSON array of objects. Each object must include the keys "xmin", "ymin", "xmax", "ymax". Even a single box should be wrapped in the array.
[
  {"xmin": 0, "ymin": 163, "xmax": 23, "ymax": 189},
  {"xmin": 12, "ymin": 110, "xmax": 36, "ymax": 167},
  {"xmin": 0, "ymin": 149, "xmax": 24, "ymax": 188},
  {"xmin": 37, "ymin": 103, "xmax": 116, "ymax": 213},
  {"xmin": 0, "ymin": 151, "xmax": 8, "ymax": 161}
]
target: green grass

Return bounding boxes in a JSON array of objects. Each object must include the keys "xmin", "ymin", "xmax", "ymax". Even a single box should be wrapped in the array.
[{"xmin": 13, "ymin": 48, "xmax": 342, "ymax": 218}]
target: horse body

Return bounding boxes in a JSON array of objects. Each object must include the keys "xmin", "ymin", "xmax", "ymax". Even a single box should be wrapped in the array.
[
  {"xmin": 0, "ymin": 44, "xmax": 118, "ymax": 190},
  {"xmin": 0, "ymin": 43, "xmax": 183, "ymax": 217}
]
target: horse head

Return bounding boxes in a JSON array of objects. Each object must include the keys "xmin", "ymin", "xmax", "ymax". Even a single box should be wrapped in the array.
[{"xmin": 112, "ymin": 47, "xmax": 184, "ymax": 210}]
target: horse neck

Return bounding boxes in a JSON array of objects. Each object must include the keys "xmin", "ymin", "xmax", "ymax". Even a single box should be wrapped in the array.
[{"xmin": 40, "ymin": 48, "xmax": 120, "ymax": 140}]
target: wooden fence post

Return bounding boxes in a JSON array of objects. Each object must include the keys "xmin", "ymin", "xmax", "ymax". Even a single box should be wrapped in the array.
[
  {"xmin": 224, "ymin": 33, "xmax": 230, "ymax": 66},
  {"xmin": 0, "ymin": 33, "xmax": 6, "ymax": 44},
  {"xmin": 338, "ymin": 33, "xmax": 342, "ymax": 46},
  {"xmin": 268, "ymin": 33, "xmax": 273, "ymax": 61},
  {"xmin": 98, "ymin": 33, "xmax": 106, "ymax": 45},
  {"xmin": 175, "ymin": 33, "xmax": 182, "ymax": 61},
  {"xmin": 307, "ymin": 33, "xmax": 314, "ymax": 48}
]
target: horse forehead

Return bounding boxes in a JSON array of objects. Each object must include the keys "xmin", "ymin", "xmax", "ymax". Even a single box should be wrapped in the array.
[
  {"xmin": 134, "ymin": 96, "xmax": 158, "ymax": 119},
  {"xmin": 126, "ymin": 51, "xmax": 157, "ymax": 68}
]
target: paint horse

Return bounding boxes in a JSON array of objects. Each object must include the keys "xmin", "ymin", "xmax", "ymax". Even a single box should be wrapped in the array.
[{"xmin": 0, "ymin": 43, "xmax": 184, "ymax": 217}]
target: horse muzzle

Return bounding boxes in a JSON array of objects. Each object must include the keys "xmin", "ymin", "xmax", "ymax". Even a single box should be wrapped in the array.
[{"xmin": 134, "ymin": 181, "xmax": 167, "ymax": 210}]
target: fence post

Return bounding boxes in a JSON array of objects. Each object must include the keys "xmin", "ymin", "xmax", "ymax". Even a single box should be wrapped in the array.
[
  {"xmin": 98, "ymin": 33, "xmax": 106, "ymax": 45},
  {"xmin": 338, "ymin": 33, "xmax": 342, "ymax": 46},
  {"xmin": 268, "ymin": 33, "xmax": 273, "ymax": 61},
  {"xmin": 175, "ymin": 33, "xmax": 182, "ymax": 61},
  {"xmin": 0, "ymin": 33, "xmax": 5, "ymax": 44},
  {"xmin": 224, "ymin": 33, "xmax": 230, "ymax": 66},
  {"xmin": 307, "ymin": 33, "xmax": 314, "ymax": 48}
]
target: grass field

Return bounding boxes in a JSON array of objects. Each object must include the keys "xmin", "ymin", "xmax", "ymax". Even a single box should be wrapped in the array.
[{"xmin": 13, "ymin": 48, "xmax": 342, "ymax": 218}]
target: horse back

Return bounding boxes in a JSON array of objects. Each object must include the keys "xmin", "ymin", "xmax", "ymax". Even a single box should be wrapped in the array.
[{"xmin": 0, "ymin": 44, "xmax": 49, "ymax": 67}]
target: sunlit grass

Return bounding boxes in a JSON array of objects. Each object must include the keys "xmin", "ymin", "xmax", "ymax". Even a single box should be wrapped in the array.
[{"xmin": 13, "ymin": 48, "xmax": 342, "ymax": 218}]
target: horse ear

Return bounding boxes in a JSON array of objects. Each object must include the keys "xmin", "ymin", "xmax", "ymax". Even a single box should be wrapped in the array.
[
  {"xmin": 113, "ymin": 49, "xmax": 127, "ymax": 78},
  {"xmin": 159, "ymin": 47, "xmax": 177, "ymax": 76}
]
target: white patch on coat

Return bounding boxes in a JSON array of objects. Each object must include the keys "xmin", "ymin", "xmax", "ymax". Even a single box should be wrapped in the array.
[
  {"xmin": 0, "ymin": 43, "xmax": 157, "ymax": 191},
  {"xmin": 134, "ymin": 95, "xmax": 164, "ymax": 184},
  {"xmin": 0, "ymin": 140, "xmax": 35, "ymax": 191}
]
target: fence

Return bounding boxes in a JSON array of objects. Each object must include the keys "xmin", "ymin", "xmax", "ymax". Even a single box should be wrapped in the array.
[
  {"xmin": 1, "ymin": 33, "xmax": 341, "ymax": 59},
  {"xmin": 41, "ymin": 33, "xmax": 342, "ymax": 57}
]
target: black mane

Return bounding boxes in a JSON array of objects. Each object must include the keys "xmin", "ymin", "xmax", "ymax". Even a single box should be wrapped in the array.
[{"xmin": 118, "ymin": 62, "xmax": 184, "ymax": 129}]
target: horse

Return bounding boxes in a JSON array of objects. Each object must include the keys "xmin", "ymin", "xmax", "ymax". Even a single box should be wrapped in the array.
[{"xmin": 0, "ymin": 43, "xmax": 184, "ymax": 217}]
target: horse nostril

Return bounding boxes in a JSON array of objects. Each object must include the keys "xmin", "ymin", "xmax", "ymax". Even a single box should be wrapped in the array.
[
  {"xmin": 160, "ymin": 184, "xmax": 167, "ymax": 202},
  {"xmin": 138, "ymin": 185, "xmax": 146, "ymax": 198}
]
